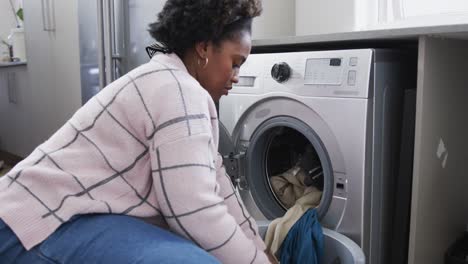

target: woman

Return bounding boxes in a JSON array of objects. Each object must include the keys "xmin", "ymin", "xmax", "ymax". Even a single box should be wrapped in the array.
[{"xmin": 0, "ymin": 0, "xmax": 274, "ymax": 263}]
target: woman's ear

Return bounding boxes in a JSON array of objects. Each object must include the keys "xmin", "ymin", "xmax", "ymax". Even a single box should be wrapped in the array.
[{"xmin": 195, "ymin": 41, "xmax": 209, "ymax": 59}]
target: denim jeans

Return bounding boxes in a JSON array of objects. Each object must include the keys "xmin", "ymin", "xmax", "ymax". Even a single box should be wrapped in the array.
[{"xmin": 0, "ymin": 214, "xmax": 220, "ymax": 263}]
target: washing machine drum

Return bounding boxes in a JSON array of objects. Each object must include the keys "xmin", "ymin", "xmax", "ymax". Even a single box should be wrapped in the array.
[{"xmin": 218, "ymin": 117, "xmax": 334, "ymax": 220}]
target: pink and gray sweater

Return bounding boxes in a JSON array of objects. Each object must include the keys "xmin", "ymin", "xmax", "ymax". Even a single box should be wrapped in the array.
[{"xmin": 0, "ymin": 53, "xmax": 268, "ymax": 263}]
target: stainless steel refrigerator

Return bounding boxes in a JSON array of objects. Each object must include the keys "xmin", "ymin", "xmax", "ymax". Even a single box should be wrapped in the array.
[{"xmin": 78, "ymin": 0, "xmax": 165, "ymax": 104}]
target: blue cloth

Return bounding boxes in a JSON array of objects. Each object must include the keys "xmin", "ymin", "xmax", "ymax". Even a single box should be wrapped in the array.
[
  {"xmin": 278, "ymin": 208, "xmax": 324, "ymax": 264},
  {"xmin": 0, "ymin": 214, "xmax": 220, "ymax": 264}
]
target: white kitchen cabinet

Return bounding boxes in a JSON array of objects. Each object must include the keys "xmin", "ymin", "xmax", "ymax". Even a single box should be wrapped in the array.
[
  {"xmin": 408, "ymin": 36, "xmax": 468, "ymax": 264},
  {"xmin": 0, "ymin": 64, "xmax": 35, "ymax": 156}
]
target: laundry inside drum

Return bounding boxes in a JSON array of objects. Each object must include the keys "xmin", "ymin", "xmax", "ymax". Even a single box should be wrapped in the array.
[{"xmin": 265, "ymin": 127, "xmax": 324, "ymax": 210}]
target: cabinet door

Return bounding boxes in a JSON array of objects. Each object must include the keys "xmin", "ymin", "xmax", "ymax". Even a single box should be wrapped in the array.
[
  {"xmin": 20, "ymin": 0, "xmax": 56, "ymax": 147},
  {"xmin": 0, "ymin": 67, "xmax": 31, "ymax": 157},
  {"xmin": 18, "ymin": 0, "xmax": 81, "ymax": 152},
  {"xmin": 409, "ymin": 36, "xmax": 468, "ymax": 264},
  {"xmin": 49, "ymin": 0, "xmax": 81, "ymax": 127}
]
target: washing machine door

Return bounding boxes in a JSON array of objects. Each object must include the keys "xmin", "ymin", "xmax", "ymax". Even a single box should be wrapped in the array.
[
  {"xmin": 221, "ymin": 96, "xmax": 346, "ymax": 225},
  {"xmin": 218, "ymin": 121, "xmax": 242, "ymax": 187}
]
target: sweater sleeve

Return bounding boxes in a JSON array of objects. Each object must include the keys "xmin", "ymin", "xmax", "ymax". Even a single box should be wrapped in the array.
[
  {"xmin": 215, "ymin": 153, "xmax": 267, "ymax": 251},
  {"xmin": 150, "ymin": 132, "xmax": 269, "ymax": 264}
]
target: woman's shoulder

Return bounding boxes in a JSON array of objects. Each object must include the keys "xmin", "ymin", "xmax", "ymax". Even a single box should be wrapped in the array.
[
  {"xmin": 120, "ymin": 60, "xmax": 213, "ymax": 112},
  {"xmin": 131, "ymin": 61, "xmax": 210, "ymax": 99}
]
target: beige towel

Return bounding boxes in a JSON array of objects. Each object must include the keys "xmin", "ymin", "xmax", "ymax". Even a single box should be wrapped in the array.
[
  {"xmin": 265, "ymin": 165, "xmax": 322, "ymax": 258},
  {"xmin": 270, "ymin": 165, "xmax": 311, "ymax": 209}
]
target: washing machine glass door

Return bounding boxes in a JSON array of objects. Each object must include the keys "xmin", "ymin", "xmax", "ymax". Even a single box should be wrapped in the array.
[
  {"xmin": 219, "ymin": 97, "xmax": 343, "ymax": 225},
  {"xmin": 240, "ymin": 116, "xmax": 334, "ymax": 221}
]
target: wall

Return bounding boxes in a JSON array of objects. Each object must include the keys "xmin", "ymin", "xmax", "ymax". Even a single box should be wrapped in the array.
[
  {"xmin": 296, "ymin": 0, "xmax": 356, "ymax": 35},
  {"xmin": 252, "ymin": 0, "xmax": 295, "ymax": 39},
  {"xmin": 364, "ymin": 0, "xmax": 468, "ymax": 30},
  {"xmin": 0, "ymin": 0, "xmax": 81, "ymax": 157}
]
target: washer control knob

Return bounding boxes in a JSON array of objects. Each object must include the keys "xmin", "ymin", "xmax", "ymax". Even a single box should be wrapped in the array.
[{"xmin": 271, "ymin": 62, "xmax": 291, "ymax": 83}]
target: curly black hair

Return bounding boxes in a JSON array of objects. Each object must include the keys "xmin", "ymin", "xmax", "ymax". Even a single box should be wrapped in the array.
[{"xmin": 148, "ymin": 0, "xmax": 262, "ymax": 57}]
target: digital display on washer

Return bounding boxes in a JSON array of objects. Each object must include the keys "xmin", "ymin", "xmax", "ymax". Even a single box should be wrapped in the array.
[
  {"xmin": 234, "ymin": 76, "xmax": 256, "ymax": 87},
  {"xmin": 329, "ymin": 58, "xmax": 342, "ymax": 66},
  {"xmin": 304, "ymin": 58, "xmax": 343, "ymax": 85}
]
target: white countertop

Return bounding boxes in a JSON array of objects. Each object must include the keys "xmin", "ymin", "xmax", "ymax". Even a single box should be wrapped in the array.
[{"xmin": 252, "ymin": 24, "xmax": 468, "ymax": 48}]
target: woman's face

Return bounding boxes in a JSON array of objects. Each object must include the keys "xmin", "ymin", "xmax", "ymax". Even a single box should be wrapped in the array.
[{"xmin": 197, "ymin": 31, "xmax": 252, "ymax": 103}]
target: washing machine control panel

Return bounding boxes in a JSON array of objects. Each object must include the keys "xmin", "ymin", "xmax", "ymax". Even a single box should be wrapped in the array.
[
  {"xmin": 233, "ymin": 49, "xmax": 373, "ymax": 98},
  {"xmin": 304, "ymin": 58, "xmax": 343, "ymax": 85}
]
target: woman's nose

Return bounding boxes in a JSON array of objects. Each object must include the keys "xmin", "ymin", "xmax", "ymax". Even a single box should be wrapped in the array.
[
  {"xmin": 231, "ymin": 75, "xmax": 239, "ymax": 83},
  {"xmin": 231, "ymin": 69, "xmax": 240, "ymax": 83}
]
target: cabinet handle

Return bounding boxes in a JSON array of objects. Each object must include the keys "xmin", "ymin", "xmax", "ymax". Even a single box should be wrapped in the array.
[
  {"xmin": 102, "ymin": 0, "xmax": 113, "ymax": 86},
  {"xmin": 7, "ymin": 72, "xmax": 17, "ymax": 104},
  {"xmin": 109, "ymin": 0, "xmax": 122, "ymax": 80},
  {"xmin": 97, "ymin": 0, "xmax": 106, "ymax": 88},
  {"xmin": 41, "ymin": 0, "xmax": 55, "ymax": 31},
  {"xmin": 98, "ymin": 0, "xmax": 121, "ymax": 87},
  {"xmin": 41, "ymin": 0, "xmax": 47, "ymax": 30}
]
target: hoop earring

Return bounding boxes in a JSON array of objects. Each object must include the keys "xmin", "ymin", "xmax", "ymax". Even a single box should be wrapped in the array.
[{"xmin": 198, "ymin": 57, "xmax": 209, "ymax": 69}]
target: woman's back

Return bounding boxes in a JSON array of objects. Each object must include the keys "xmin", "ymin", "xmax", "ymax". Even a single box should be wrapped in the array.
[{"xmin": 0, "ymin": 53, "xmax": 218, "ymax": 250}]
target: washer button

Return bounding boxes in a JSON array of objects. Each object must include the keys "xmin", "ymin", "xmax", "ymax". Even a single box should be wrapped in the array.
[
  {"xmin": 349, "ymin": 57, "xmax": 358, "ymax": 66},
  {"xmin": 347, "ymin": 70, "xmax": 356, "ymax": 86}
]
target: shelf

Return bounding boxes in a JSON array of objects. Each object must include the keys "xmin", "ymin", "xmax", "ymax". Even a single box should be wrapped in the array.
[{"xmin": 0, "ymin": 61, "xmax": 27, "ymax": 68}]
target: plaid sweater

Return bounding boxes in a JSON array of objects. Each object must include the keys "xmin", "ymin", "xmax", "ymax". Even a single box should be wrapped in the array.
[{"xmin": 0, "ymin": 53, "xmax": 268, "ymax": 263}]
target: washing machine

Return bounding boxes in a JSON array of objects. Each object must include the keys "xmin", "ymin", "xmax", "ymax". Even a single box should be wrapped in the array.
[{"xmin": 218, "ymin": 49, "xmax": 414, "ymax": 264}]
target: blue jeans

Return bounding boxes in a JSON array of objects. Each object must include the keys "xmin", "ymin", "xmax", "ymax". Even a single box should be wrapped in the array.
[{"xmin": 0, "ymin": 214, "xmax": 220, "ymax": 263}]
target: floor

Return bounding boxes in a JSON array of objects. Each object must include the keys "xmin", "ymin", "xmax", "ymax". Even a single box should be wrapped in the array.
[
  {"xmin": 0, "ymin": 150, "xmax": 22, "ymax": 178},
  {"xmin": 0, "ymin": 162, "xmax": 12, "ymax": 177}
]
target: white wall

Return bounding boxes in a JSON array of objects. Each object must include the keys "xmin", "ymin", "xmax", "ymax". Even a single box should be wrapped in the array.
[
  {"xmin": 253, "ymin": 0, "xmax": 361, "ymax": 38},
  {"xmin": 252, "ymin": 0, "xmax": 296, "ymax": 39},
  {"xmin": 296, "ymin": 0, "xmax": 356, "ymax": 35},
  {"xmin": 402, "ymin": 0, "xmax": 468, "ymax": 17},
  {"xmin": 0, "ymin": 0, "xmax": 81, "ymax": 157},
  {"xmin": 364, "ymin": 0, "xmax": 468, "ymax": 30}
]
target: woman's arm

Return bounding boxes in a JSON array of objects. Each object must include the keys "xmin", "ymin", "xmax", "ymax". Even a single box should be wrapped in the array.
[
  {"xmin": 150, "ymin": 133, "xmax": 270, "ymax": 264},
  {"xmin": 214, "ymin": 153, "xmax": 267, "ymax": 251}
]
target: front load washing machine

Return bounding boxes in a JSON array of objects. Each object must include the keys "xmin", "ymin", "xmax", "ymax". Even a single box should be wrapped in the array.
[{"xmin": 218, "ymin": 49, "xmax": 414, "ymax": 264}]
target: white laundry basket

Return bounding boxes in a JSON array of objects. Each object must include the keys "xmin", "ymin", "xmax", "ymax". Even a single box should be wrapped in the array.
[
  {"xmin": 322, "ymin": 228, "xmax": 365, "ymax": 264},
  {"xmin": 258, "ymin": 222, "xmax": 365, "ymax": 264}
]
